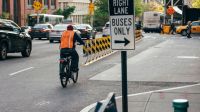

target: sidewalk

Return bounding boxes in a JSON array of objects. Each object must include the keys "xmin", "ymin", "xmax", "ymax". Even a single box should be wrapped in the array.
[
  {"xmin": 81, "ymin": 35, "xmax": 200, "ymax": 112},
  {"xmin": 116, "ymin": 83, "xmax": 200, "ymax": 112}
]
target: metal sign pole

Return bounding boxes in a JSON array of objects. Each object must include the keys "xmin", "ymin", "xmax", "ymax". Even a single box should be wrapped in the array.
[
  {"xmin": 121, "ymin": 51, "xmax": 128, "ymax": 112},
  {"xmin": 171, "ymin": 0, "xmax": 174, "ymax": 23},
  {"xmin": 37, "ymin": 11, "xmax": 39, "ymax": 24}
]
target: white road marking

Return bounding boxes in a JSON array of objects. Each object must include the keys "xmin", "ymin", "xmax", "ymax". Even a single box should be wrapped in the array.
[
  {"xmin": 36, "ymin": 100, "xmax": 50, "ymax": 106},
  {"xmin": 80, "ymin": 83, "xmax": 200, "ymax": 112},
  {"xmin": 9, "ymin": 67, "xmax": 34, "ymax": 76},
  {"xmin": 117, "ymin": 83, "xmax": 200, "ymax": 98},
  {"xmin": 177, "ymin": 56, "xmax": 200, "ymax": 59}
]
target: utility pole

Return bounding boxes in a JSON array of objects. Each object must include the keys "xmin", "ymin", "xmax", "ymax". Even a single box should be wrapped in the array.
[
  {"xmin": 171, "ymin": 0, "xmax": 173, "ymax": 23},
  {"xmin": 164, "ymin": 0, "xmax": 166, "ymax": 24},
  {"xmin": 182, "ymin": 0, "xmax": 185, "ymax": 25}
]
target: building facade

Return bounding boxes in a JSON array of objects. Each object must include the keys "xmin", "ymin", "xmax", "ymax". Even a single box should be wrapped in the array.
[
  {"xmin": 58, "ymin": 0, "xmax": 90, "ymax": 24},
  {"xmin": 0, "ymin": 0, "xmax": 59, "ymax": 26}
]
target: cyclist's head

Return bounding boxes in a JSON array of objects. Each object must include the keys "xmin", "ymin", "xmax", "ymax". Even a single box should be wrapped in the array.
[{"xmin": 67, "ymin": 25, "xmax": 73, "ymax": 30}]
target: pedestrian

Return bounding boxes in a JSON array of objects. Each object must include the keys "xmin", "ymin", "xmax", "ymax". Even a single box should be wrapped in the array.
[
  {"xmin": 186, "ymin": 21, "xmax": 192, "ymax": 38},
  {"xmin": 170, "ymin": 22, "xmax": 175, "ymax": 34},
  {"xmin": 159, "ymin": 23, "xmax": 164, "ymax": 34}
]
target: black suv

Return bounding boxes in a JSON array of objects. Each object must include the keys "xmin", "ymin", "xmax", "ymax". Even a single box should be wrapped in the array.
[{"xmin": 0, "ymin": 19, "xmax": 32, "ymax": 60}]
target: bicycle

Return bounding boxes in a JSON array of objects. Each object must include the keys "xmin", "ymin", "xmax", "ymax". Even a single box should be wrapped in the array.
[{"xmin": 59, "ymin": 53, "xmax": 78, "ymax": 88}]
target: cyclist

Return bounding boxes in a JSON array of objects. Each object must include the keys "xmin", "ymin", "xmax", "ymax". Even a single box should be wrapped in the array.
[{"xmin": 60, "ymin": 25, "xmax": 85, "ymax": 75}]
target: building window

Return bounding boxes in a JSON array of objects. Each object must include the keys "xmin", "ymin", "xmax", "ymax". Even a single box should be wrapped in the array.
[
  {"xmin": 51, "ymin": 0, "xmax": 55, "ymax": 9},
  {"xmin": 28, "ymin": 0, "xmax": 33, "ymax": 5},
  {"xmin": 51, "ymin": 0, "xmax": 55, "ymax": 5},
  {"xmin": 27, "ymin": 0, "xmax": 34, "ymax": 9},
  {"xmin": 2, "ymin": 0, "xmax": 8, "ymax": 12},
  {"xmin": 44, "ymin": 0, "xmax": 48, "ymax": 8}
]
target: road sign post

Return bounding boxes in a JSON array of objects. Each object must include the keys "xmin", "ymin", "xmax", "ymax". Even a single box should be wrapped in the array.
[
  {"xmin": 109, "ymin": 0, "xmax": 134, "ymax": 112},
  {"xmin": 109, "ymin": 0, "xmax": 135, "ymax": 50},
  {"xmin": 33, "ymin": 1, "xmax": 43, "ymax": 23}
]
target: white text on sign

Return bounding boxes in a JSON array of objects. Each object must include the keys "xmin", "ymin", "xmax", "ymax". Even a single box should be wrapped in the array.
[{"xmin": 113, "ymin": 0, "xmax": 129, "ymax": 15}]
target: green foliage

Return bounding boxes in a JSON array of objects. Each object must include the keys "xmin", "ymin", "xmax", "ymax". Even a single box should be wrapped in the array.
[
  {"xmin": 1, "ymin": 12, "xmax": 10, "ymax": 19},
  {"xmin": 41, "ymin": 8, "xmax": 48, "ymax": 14},
  {"xmin": 93, "ymin": 0, "xmax": 109, "ymax": 27},
  {"xmin": 63, "ymin": 6, "xmax": 76, "ymax": 19},
  {"xmin": 54, "ymin": 8, "xmax": 63, "ymax": 15},
  {"xmin": 53, "ymin": 6, "xmax": 75, "ymax": 19},
  {"xmin": 83, "ymin": 15, "xmax": 91, "ymax": 24},
  {"xmin": 192, "ymin": 0, "xmax": 200, "ymax": 8},
  {"xmin": 143, "ymin": 1, "xmax": 163, "ymax": 12},
  {"xmin": 135, "ymin": 0, "xmax": 144, "ymax": 17}
]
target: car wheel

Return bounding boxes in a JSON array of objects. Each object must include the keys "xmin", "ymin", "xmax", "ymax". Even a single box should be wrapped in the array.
[
  {"xmin": 181, "ymin": 30, "xmax": 187, "ymax": 36},
  {"xmin": 49, "ymin": 40, "xmax": 54, "ymax": 43},
  {"xmin": 21, "ymin": 42, "xmax": 31, "ymax": 57},
  {"xmin": 0, "ymin": 43, "xmax": 7, "ymax": 60}
]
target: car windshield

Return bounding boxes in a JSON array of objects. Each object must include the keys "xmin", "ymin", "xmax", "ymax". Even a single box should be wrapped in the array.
[
  {"xmin": 53, "ymin": 24, "xmax": 68, "ymax": 30},
  {"xmin": 76, "ymin": 24, "xmax": 92, "ymax": 29},
  {"xmin": 34, "ymin": 24, "xmax": 48, "ymax": 28},
  {"xmin": 105, "ymin": 23, "xmax": 110, "ymax": 27}
]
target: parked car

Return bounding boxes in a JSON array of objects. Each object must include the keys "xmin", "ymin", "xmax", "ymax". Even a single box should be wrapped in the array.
[
  {"xmin": 29, "ymin": 23, "xmax": 53, "ymax": 40},
  {"xmin": 75, "ymin": 24, "xmax": 97, "ymax": 39},
  {"xmin": 0, "ymin": 19, "xmax": 32, "ymax": 60},
  {"xmin": 102, "ymin": 21, "xmax": 110, "ymax": 37},
  {"xmin": 176, "ymin": 21, "xmax": 200, "ymax": 36},
  {"xmin": 49, "ymin": 24, "xmax": 80, "ymax": 43}
]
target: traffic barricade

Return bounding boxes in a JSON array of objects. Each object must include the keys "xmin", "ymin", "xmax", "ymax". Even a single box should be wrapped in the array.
[
  {"xmin": 82, "ymin": 30, "xmax": 142, "ymax": 65},
  {"xmin": 163, "ymin": 25, "xmax": 171, "ymax": 34}
]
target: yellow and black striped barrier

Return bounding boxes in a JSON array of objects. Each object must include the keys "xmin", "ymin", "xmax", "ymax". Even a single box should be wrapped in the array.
[{"xmin": 82, "ymin": 30, "xmax": 142, "ymax": 65}]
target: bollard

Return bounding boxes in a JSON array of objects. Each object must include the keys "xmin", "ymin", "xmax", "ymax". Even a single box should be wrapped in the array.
[{"xmin": 173, "ymin": 99, "xmax": 189, "ymax": 112}]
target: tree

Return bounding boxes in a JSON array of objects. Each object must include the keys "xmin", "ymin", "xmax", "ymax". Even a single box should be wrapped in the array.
[
  {"xmin": 63, "ymin": 6, "xmax": 76, "ymax": 19},
  {"xmin": 54, "ymin": 8, "xmax": 63, "ymax": 15},
  {"xmin": 135, "ymin": 0, "xmax": 144, "ymax": 17},
  {"xmin": 94, "ymin": 0, "xmax": 109, "ymax": 27},
  {"xmin": 53, "ymin": 6, "xmax": 75, "ymax": 19},
  {"xmin": 1, "ymin": 12, "xmax": 10, "ymax": 19},
  {"xmin": 41, "ymin": 8, "xmax": 48, "ymax": 14},
  {"xmin": 144, "ymin": 1, "xmax": 164, "ymax": 12},
  {"xmin": 192, "ymin": 0, "xmax": 200, "ymax": 8}
]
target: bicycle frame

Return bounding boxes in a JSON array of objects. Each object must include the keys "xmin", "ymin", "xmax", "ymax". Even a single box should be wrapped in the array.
[{"xmin": 59, "ymin": 57, "xmax": 71, "ymax": 76}]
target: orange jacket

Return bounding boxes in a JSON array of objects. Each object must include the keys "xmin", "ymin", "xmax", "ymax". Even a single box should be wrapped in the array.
[{"xmin": 60, "ymin": 30, "xmax": 75, "ymax": 49}]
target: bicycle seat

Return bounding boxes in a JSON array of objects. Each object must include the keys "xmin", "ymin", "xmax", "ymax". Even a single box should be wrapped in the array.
[{"xmin": 62, "ymin": 53, "xmax": 72, "ymax": 58}]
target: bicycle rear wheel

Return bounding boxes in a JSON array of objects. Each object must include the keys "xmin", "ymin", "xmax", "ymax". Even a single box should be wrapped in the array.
[
  {"xmin": 71, "ymin": 71, "xmax": 78, "ymax": 83},
  {"xmin": 60, "ymin": 75, "xmax": 68, "ymax": 88},
  {"xmin": 60, "ymin": 63, "xmax": 70, "ymax": 88}
]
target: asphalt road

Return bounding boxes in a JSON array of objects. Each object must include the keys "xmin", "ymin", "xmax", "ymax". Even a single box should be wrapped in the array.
[{"xmin": 0, "ymin": 33, "xmax": 199, "ymax": 112}]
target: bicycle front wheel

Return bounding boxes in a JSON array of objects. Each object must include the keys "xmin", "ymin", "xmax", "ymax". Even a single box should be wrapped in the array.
[{"xmin": 71, "ymin": 71, "xmax": 78, "ymax": 83}]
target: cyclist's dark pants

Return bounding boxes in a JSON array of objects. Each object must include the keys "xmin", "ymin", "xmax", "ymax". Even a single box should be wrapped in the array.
[{"xmin": 60, "ymin": 48, "xmax": 79, "ymax": 73}]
